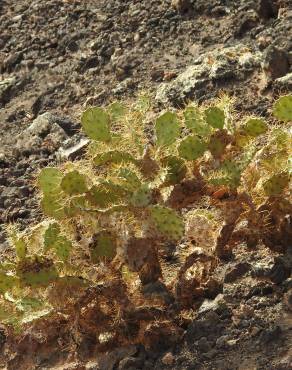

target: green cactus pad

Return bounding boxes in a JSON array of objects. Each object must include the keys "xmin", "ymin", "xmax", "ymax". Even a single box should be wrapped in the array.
[
  {"xmin": 243, "ymin": 118, "xmax": 268, "ymax": 137},
  {"xmin": 0, "ymin": 272, "xmax": 17, "ymax": 293},
  {"xmin": 44, "ymin": 223, "xmax": 61, "ymax": 251},
  {"xmin": 262, "ymin": 171, "xmax": 290, "ymax": 196},
  {"xmin": 208, "ymin": 160, "xmax": 241, "ymax": 189},
  {"xmin": 90, "ymin": 231, "xmax": 117, "ymax": 262},
  {"xmin": 149, "ymin": 205, "xmax": 184, "ymax": 241},
  {"xmin": 38, "ymin": 167, "xmax": 62, "ymax": 194},
  {"xmin": 61, "ymin": 170, "xmax": 88, "ymax": 195},
  {"xmin": 107, "ymin": 102, "xmax": 126, "ymax": 122},
  {"xmin": 41, "ymin": 194, "xmax": 65, "ymax": 220},
  {"xmin": 81, "ymin": 107, "xmax": 111, "ymax": 142},
  {"xmin": 17, "ymin": 256, "xmax": 58, "ymax": 287},
  {"xmin": 155, "ymin": 111, "xmax": 180, "ymax": 146},
  {"xmin": 53, "ymin": 236, "xmax": 72, "ymax": 261},
  {"xmin": 9, "ymin": 229, "xmax": 27, "ymax": 259},
  {"xmin": 86, "ymin": 183, "xmax": 125, "ymax": 208},
  {"xmin": 161, "ymin": 155, "xmax": 187, "ymax": 185},
  {"xmin": 93, "ymin": 150, "xmax": 136, "ymax": 167},
  {"xmin": 184, "ymin": 106, "xmax": 211, "ymax": 137},
  {"xmin": 64, "ymin": 195, "xmax": 87, "ymax": 217},
  {"xmin": 204, "ymin": 107, "xmax": 225, "ymax": 129},
  {"xmin": 208, "ymin": 136, "xmax": 226, "ymax": 158},
  {"xmin": 118, "ymin": 168, "xmax": 142, "ymax": 190},
  {"xmin": 273, "ymin": 95, "xmax": 292, "ymax": 122},
  {"xmin": 129, "ymin": 185, "xmax": 152, "ymax": 207},
  {"xmin": 178, "ymin": 135, "xmax": 206, "ymax": 160}
]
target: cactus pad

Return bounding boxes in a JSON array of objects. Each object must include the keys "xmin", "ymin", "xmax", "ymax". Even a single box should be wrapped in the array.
[
  {"xmin": 0, "ymin": 272, "xmax": 17, "ymax": 293},
  {"xmin": 44, "ymin": 223, "xmax": 61, "ymax": 251},
  {"xmin": 87, "ymin": 182, "xmax": 125, "ymax": 208},
  {"xmin": 204, "ymin": 107, "xmax": 225, "ymax": 129},
  {"xmin": 273, "ymin": 95, "xmax": 292, "ymax": 122},
  {"xmin": 129, "ymin": 185, "xmax": 152, "ymax": 207},
  {"xmin": 262, "ymin": 171, "xmax": 290, "ymax": 196},
  {"xmin": 107, "ymin": 102, "xmax": 126, "ymax": 122},
  {"xmin": 184, "ymin": 106, "xmax": 210, "ymax": 137},
  {"xmin": 17, "ymin": 256, "xmax": 58, "ymax": 287},
  {"xmin": 149, "ymin": 205, "xmax": 184, "ymax": 241},
  {"xmin": 41, "ymin": 194, "xmax": 65, "ymax": 220},
  {"xmin": 90, "ymin": 231, "xmax": 117, "ymax": 262},
  {"xmin": 38, "ymin": 167, "xmax": 62, "ymax": 194},
  {"xmin": 93, "ymin": 150, "xmax": 136, "ymax": 167},
  {"xmin": 155, "ymin": 111, "xmax": 180, "ymax": 146},
  {"xmin": 243, "ymin": 118, "xmax": 267, "ymax": 137},
  {"xmin": 61, "ymin": 170, "xmax": 87, "ymax": 195},
  {"xmin": 161, "ymin": 155, "xmax": 187, "ymax": 185},
  {"xmin": 81, "ymin": 107, "xmax": 111, "ymax": 142},
  {"xmin": 178, "ymin": 135, "xmax": 206, "ymax": 160},
  {"xmin": 208, "ymin": 137, "xmax": 226, "ymax": 158}
]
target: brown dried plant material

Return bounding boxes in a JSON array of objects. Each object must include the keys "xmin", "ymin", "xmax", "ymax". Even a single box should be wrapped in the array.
[
  {"xmin": 175, "ymin": 249, "xmax": 217, "ymax": 307},
  {"xmin": 167, "ymin": 178, "xmax": 205, "ymax": 209},
  {"xmin": 125, "ymin": 238, "xmax": 162, "ymax": 285}
]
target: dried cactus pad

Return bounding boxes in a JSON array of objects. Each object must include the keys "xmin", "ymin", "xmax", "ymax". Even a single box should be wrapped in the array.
[
  {"xmin": 61, "ymin": 170, "xmax": 87, "ymax": 195},
  {"xmin": 155, "ymin": 111, "xmax": 180, "ymax": 146},
  {"xmin": 90, "ymin": 231, "xmax": 117, "ymax": 262},
  {"xmin": 81, "ymin": 107, "xmax": 111, "ymax": 141},
  {"xmin": 204, "ymin": 107, "xmax": 225, "ymax": 129},
  {"xmin": 262, "ymin": 171, "xmax": 290, "ymax": 196},
  {"xmin": 38, "ymin": 167, "xmax": 62, "ymax": 194},
  {"xmin": 149, "ymin": 205, "xmax": 184, "ymax": 241},
  {"xmin": 243, "ymin": 118, "xmax": 267, "ymax": 137},
  {"xmin": 178, "ymin": 135, "xmax": 206, "ymax": 160},
  {"xmin": 273, "ymin": 95, "xmax": 292, "ymax": 122}
]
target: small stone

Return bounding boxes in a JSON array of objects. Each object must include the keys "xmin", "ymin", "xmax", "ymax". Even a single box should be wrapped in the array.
[
  {"xmin": 263, "ymin": 46, "xmax": 289, "ymax": 80},
  {"xmin": 161, "ymin": 352, "xmax": 175, "ymax": 366},
  {"xmin": 197, "ymin": 337, "xmax": 211, "ymax": 353},
  {"xmin": 171, "ymin": 0, "xmax": 192, "ymax": 14}
]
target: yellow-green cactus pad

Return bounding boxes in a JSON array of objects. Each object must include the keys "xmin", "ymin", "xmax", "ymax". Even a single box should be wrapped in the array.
[
  {"xmin": 93, "ymin": 150, "xmax": 136, "ymax": 167},
  {"xmin": 41, "ymin": 194, "xmax": 65, "ymax": 220},
  {"xmin": 273, "ymin": 95, "xmax": 292, "ymax": 122},
  {"xmin": 61, "ymin": 170, "xmax": 88, "ymax": 195},
  {"xmin": 149, "ymin": 205, "xmax": 184, "ymax": 241},
  {"xmin": 178, "ymin": 135, "xmax": 206, "ymax": 160},
  {"xmin": 38, "ymin": 167, "xmax": 62, "ymax": 194},
  {"xmin": 81, "ymin": 107, "xmax": 111, "ymax": 141},
  {"xmin": 161, "ymin": 155, "xmax": 187, "ymax": 185},
  {"xmin": 204, "ymin": 107, "xmax": 225, "ymax": 129},
  {"xmin": 155, "ymin": 111, "xmax": 180, "ymax": 146},
  {"xmin": 262, "ymin": 171, "xmax": 290, "ymax": 196},
  {"xmin": 184, "ymin": 106, "xmax": 211, "ymax": 137},
  {"xmin": 243, "ymin": 118, "xmax": 268, "ymax": 137}
]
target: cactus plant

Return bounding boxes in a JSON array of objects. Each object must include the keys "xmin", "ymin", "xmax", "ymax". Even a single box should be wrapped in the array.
[
  {"xmin": 242, "ymin": 118, "xmax": 268, "ymax": 137},
  {"xmin": 273, "ymin": 95, "xmax": 292, "ymax": 122},
  {"xmin": 149, "ymin": 205, "xmax": 184, "ymax": 241},
  {"xmin": 204, "ymin": 107, "xmax": 225, "ymax": 129},
  {"xmin": 81, "ymin": 107, "xmax": 111, "ymax": 141},
  {"xmin": 155, "ymin": 111, "xmax": 180, "ymax": 147},
  {"xmin": 61, "ymin": 170, "xmax": 88, "ymax": 195},
  {"xmin": 178, "ymin": 135, "xmax": 206, "ymax": 160}
]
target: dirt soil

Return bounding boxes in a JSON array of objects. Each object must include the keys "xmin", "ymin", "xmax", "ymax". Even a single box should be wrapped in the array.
[{"xmin": 0, "ymin": 0, "xmax": 291, "ymax": 369}]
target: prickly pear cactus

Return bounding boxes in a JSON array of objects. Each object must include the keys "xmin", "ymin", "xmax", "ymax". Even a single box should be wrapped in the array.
[
  {"xmin": 184, "ymin": 106, "xmax": 210, "ymax": 137},
  {"xmin": 242, "ymin": 118, "xmax": 267, "ymax": 137},
  {"xmin": 38, "ymin": 167, "xmax": 62, "ymax": 194},
  {"xmin": 149, "ymin": 205, "xmax": 184, "ymax": 241},
  {"xmin": 41, "ymin": 193, "xmax": 65, "ymax": 220},
  {"xmin": 273, "ymin": 95, "xmax": 292, "ymax": 122},
  {"xmin": 93, "ymin": 150, "xmax": 136, "ymax": 167},
  {"xmin": 61, "ymin": 170, "xmax": 88, "ymax": 195},
  {"xmin": 155, "ymin": 111, "xmax": 180, "ymax": 146},
  {"xmin": 90, "ymin": 231, "xmax": 117, "ymax": 262},
  {"xmin": 0, "ymin": 272, "xmax": 17, "ymax": 293},
  {"xmin": 178, "ymin": 135, "xmax": 206, "ymax": 160},
  {"xmin": 44, "ymin": 223, "xmax": 72, "ymax": 261},
  {"xmin": 81, "ymin": 107, "xmax": 111, "ymax": 141},
  {"xmin": 204, "ymin": 107, "xmax": 225, "ymax": 129},
  {"xmin": 160, "ymin": 155, "xmax": 187, "ymax": 186},
  {"xmin": 129, "ymin": 185, "xmax": 153, "ymax": 208},
  {"xmin": 262, "ymin": 171, "xmax": 290, "ymax": 196},
  {"xmin": 16, "ymin": 256, "xmax": 58, "ymax": 287}
]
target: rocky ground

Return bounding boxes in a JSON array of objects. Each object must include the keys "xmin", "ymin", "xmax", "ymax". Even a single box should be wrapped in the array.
[{"xmin": 0, "ymin": 0, "xmax": 291, "ymax": 369}]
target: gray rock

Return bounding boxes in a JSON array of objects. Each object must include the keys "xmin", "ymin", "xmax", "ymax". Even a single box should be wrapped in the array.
[
  {"xmin": 16, "ymin": 112, "xmax": 68, "ymax": 155},
  {"xmin": 263, "ymin": 46, "xmax": 290, "ymax": 80},
  {"xmin": 155, "ymin": 45, "xmax": 262, "ymax": 105}
]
